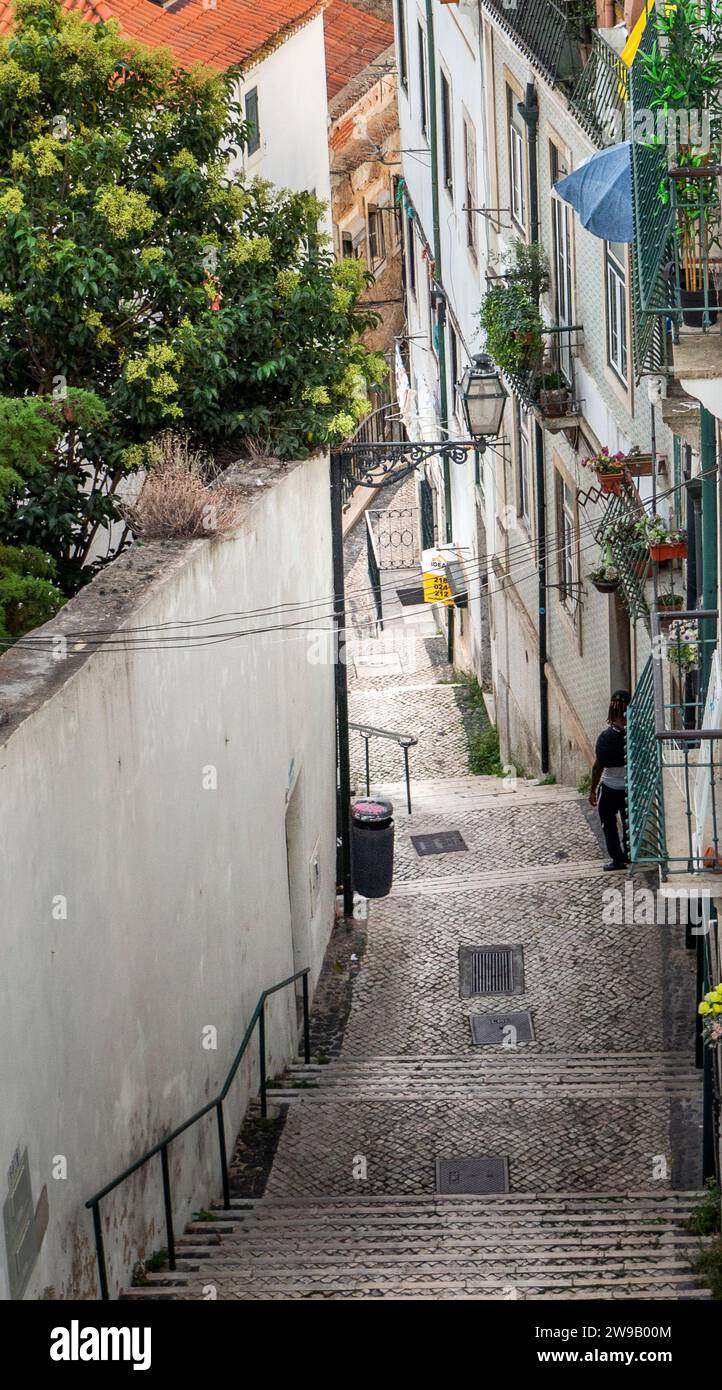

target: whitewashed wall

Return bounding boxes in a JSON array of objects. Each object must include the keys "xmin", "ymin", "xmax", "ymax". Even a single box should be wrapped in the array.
[
  {"xmin": 0, "ymin": 454, "xmax": 336, "ymax": 1299},
  {"xmin": 228, "ymin": 16, "xmax": 333, "ymax": 233}
]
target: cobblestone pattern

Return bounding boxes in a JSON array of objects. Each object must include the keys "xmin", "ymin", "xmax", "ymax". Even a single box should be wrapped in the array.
[
  {"xmin": 339, "ymin": 876, "xmax": 696, "ymax": 1057},
  {"xmin": 392, "ymin": 799, "xmax": 602, "ymax": 880},
  {"xmin": 349, "ymin": 684, "xmax": 472, "ymax": 784},
  {"xmin": 265, "ymin": 1093, "xmax": 678, "ymax": 1196}
]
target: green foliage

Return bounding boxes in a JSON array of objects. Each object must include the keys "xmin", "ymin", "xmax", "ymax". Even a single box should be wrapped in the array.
[
  {"xmin": 688, "ymin": 1180, "xmax": 722, "ymax": 1236},
  {"xmin": 479, "ymin": 283, "xmax": 544, "ymax": 374},
  {"xmin": 0, "ymin": 542, "xmax": 63, "ymax": 645},
  {"xmin": 503, "ymin": 237, "xmax": 550, "ymax": 300},
  {"xmin": 640, "ymin": 1, "xmax": 722, "ymax": 117},
  {"xmin": 694, "ymin": 1237, "xmax": 722, "ymax": 1298},
  {"xmin": 0, "ymin": 0, "xmax": 384, "ymax": 612}
]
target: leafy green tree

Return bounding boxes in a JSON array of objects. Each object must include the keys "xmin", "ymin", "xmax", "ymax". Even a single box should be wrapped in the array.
[{"xmin": 0, "ymin": 0, "xmax": 384, "ymax": 609}]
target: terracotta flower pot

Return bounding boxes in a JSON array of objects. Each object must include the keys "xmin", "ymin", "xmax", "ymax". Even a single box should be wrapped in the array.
[
  {"xmin": 625, "ymin": 455, "xmax": 654, "ymax": 477},
  {"xmin": 649, "ymin": 541, "xmax": 687, "ymax": 562},
  {"xmin": 597, "ymin": 471, "xmax": 625, "ymax": 494},
  {"xmin": 539, "ymin": 387, "xmax": 571, "ymax": 418}
]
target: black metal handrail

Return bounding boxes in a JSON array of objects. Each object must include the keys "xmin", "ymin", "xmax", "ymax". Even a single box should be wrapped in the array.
[
  {"xmin": 350, "ymin": 720, "xmax": 418, "ymax": 813},
  {"xmin": 85, "ymin": 966, "xmax": 311, "ymax": 1300}
]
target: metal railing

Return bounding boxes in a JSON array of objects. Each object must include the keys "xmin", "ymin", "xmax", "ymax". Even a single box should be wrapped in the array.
[
  {"xmin": 628, "ymin": 611, "xmax": 722, "ymax": 875},
  {"xmin": 85, "ymin": 967, "xmax": 311, "ymax": 1300},
  {"xmin": 627, "ymin": 654, "xmax": 666, "ymax": 867},
  {"xmin": 480, "ymin": 0, "xmax": 590, "ymax": 89},
  {"xmin": 350, "ymin": 721, "xmax": 418, "ymax": 813},
  {"xmin": 506, "ymin": 324, "xmax": 583, "ymax": 421},
  {"xmin": 571, "ymin": 30, "xmax": 629, "ymax": 147},
  {"xmin": 595, "ymin": 477, "xmax": 650, "ymax": 624},
  {"xmin": 338, "ymin": 403, "xmax": 405, "ymax": 506},
  {"xmin": 365, "ymin": 512, "xmax": 383, "ymax": 628}
]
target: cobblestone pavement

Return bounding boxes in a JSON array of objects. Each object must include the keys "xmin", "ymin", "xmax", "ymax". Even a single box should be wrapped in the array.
[
  {"xmin": 259, "ymin": 491, "xmax": 702, "ymax": 1205},
  {"xmin": 121, "ymin": 487, "xmax": 707, "ymax": 1300}
]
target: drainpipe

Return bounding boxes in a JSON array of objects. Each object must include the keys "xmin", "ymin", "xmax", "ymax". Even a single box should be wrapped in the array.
[
  {"xmin": 518, "ymin": 82, "xmax": 549, "ymax": 772},
  {"xmin": 424, "ymin": 0, "xmax": 454, "ymax": 662}
]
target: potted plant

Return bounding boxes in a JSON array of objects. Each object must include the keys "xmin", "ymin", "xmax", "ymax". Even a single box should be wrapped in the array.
[
  {"xmin": 581, "ymin": 446, "xmax": 627, "ymax": 494},
  {"xmin": 623, "ymin": 447, "xmax": 656, "ymax": 478},
  {"xmin": 538, "ymin": 370, "xmax": 572, "ymax": 418},
  {"xmin": 656, "ymin": 589, "xmax": 684, "ymax": 612},
  {"xmin": 635, "ymin": 515, "xmax": 688, "ymax": 561},
  {"xmin": 665, "ymin": 618, "xmax": 698, "ymax": 672},
  {"xmin": 479, "ymin": 282, "xmax": 544, "ymax": 375},
  {"xmin": 698, "ymin": 983, "xmax": 722, "ymax": 1040},
  {"xmin": 503, "ymin": 237, "xmax": 551, "ymax": 300},
  {"xmin": 589, "ymin": 561, "xmax": 620, "ymax": 594}
]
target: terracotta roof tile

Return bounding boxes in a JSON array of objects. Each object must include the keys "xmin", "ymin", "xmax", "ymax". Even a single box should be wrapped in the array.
[
  {"xmin": 323, "ymin": 0, "xmax": 394, "ymax": 99},
  {"xmin": 0, "ymin": 0, "xmax": 328, "ymax": 70}
]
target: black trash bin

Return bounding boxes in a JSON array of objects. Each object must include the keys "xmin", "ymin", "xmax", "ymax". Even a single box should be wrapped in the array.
[{"xmin": 350, "ymin": 798, "xmax": 394, "ymax": 899}]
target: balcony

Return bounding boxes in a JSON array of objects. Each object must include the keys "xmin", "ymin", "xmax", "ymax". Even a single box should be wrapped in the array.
[
  {"xmin": 628, "ymin": 609, "xmax": 722, "ymax": 880},
  {"xmin": 571, "ymin": 30, "xmax": 629, "ymax": 149},
  {"xmin": 504, "ymin": 324, "xmax": 583, "ymax": 431},
  {"xmin": 629, "ymin": 4, "xmax": 722, "ymax": 383},
  {"xmin": 480, "ymin": 0, "xmax": 592, "ymax": 90}
]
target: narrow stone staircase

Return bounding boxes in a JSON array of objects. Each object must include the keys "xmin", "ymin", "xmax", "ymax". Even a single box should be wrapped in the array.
[{"xmin": 120, "ymin": 1192, "xmax": 710, "ymax": 1300}]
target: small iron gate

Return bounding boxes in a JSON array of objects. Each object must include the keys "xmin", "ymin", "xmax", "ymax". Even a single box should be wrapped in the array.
[
  {"xmin": 368, "ymin": 506, "xmax": 420, "ymax": 570},
  {"xmin": 365, "ymin": 512, "xmax": 383, "ymax": 629}
]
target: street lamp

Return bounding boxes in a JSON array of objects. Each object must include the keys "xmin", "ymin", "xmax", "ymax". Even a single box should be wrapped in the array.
[{"xmin": 458, "ymin": 352, "xmax": 507, "ymax": 447}]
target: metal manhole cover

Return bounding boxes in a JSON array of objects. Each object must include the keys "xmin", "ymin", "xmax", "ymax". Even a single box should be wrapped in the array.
[
  {"xmin": 436, "ymin": 1156, "xmax": 509, "ymax": 1194},
  {"xmin": 469, "ymin": 1011, "xmax": 535, "ymax": 1046},
  {"xmin": 397, "ymin": 585, "xmax": 425, "ymax": 607},
  {"xmin": 412, "ymin": 831, "xmax": 468, "ymax": 856},
  {"xmin": 459, "ymin": 945, "xmax": 524, "ymax": 997}
]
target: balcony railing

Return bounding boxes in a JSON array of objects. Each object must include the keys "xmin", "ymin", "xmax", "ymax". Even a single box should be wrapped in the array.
[
  {"xmin": 339, "ymin": 402, "xmax": 405, "ymax": 506},
  {"xmin": 480, "ymin": 0, "xmax": 592, "ymax": 90},
  {"xmin": 628, "ymin": 4, "xmax": 722, "ymax": 373},
  {"xmin": 594, "ymin": 477, "xmax": 650, "ymax": 624},
  {"xmin": 628, "ymin": 609, "xmax": 722, "ymax": 876},
  {"xmin": 571, "ymin": 30, "xmax": 628, "ymax": 148},
  {"xmin": 505, "ymin": 323, "xmax": 583, "ymax": 428}
]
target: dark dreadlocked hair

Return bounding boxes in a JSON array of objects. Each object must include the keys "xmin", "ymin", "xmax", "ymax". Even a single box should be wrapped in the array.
[{"xmin": 608, "ymin": 689, "xmax": 630, "ymax": 723}]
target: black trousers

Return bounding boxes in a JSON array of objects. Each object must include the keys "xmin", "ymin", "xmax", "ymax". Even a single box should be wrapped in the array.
[{"xmin": 598, "ymin": 784, "xmax": 628, "ymax": 866}]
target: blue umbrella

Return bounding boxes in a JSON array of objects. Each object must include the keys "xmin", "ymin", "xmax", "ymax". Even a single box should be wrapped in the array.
[{"xmin": 554, "ymin": 142, "xmax": 634, "ymax": 243}]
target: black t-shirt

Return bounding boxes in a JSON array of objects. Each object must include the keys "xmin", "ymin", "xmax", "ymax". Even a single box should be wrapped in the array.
[{"xmin": 595, "ymin": 725, "xmax": 625, "ymax": 766}]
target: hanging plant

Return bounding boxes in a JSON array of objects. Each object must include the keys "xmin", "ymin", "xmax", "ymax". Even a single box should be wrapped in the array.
[
  {"xmin": 479, "ymin": 283, "xmax": 544, "ymax": 374},
  {"xmin": 656, "ymin": 589, "xmax": 684, "ymax": 611},
  {"xmin": 581, "ymin": 446, "xmax": 626, "ymax": 493}
]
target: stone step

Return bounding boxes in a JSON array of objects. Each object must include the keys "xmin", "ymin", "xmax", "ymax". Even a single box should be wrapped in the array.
[
  {"xmin": 187, "ymin": 1230, "xmax": 703, "ymax": 1250},
  {"xmin": 288, "ymin": 1052, "xmax": 696, "ymax": 1067},
  {"xmin": 221, "ymin": 1190, "xmax": 705, "ymax": 1207},
  {"xmin": 126, "ymin": 1271, "xmax": 704, "ymax": 1295}
]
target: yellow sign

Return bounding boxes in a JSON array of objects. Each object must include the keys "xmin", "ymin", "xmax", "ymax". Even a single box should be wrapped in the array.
[
  {"xmin": 423, "ymin": 571, "xmax": 453, "ymax": 604},
  {"xmin": 422, "ymin": 546, "xmax": 453, "ymax": 605}
]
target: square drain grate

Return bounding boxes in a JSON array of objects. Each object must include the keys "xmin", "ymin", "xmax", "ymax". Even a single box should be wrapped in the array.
[
  {"xmin": 459, "ymin": 944, "xmax": 524, "ymax": 997},
  {"xmin": 469, "ymin": 1010, "xmax": 535, "ymax": 1046},
  {"xmin": 436, "ymin": 1156, "xmax": 509, "ymax": 1194},
  {"xmin": 412, "ymin": 831, "xmax": 468, "ymax": 856}
]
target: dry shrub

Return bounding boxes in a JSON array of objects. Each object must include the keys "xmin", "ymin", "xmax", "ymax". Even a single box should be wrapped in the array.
[{"xmin": 124, "ymin": 434, "xmax": 241, "ymax": 540}]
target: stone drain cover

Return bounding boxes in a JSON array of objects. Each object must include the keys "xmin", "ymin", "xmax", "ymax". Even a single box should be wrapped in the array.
[
  {"xmin": 459, "ymin": 944, "xmax": 524, "ymax": 997},
  {"xmin": 469, "ymin": 1011, "xmax": 535, "ymax": 1046},
  {"xmin": 412, "ymin": 831, "xmax": 468, "ymax": 856},
  {"xmin": 436, "ymin": 1156, "xmax": 509, "ymax": 1194}
]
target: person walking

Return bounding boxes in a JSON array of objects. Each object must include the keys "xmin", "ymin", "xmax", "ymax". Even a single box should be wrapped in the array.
[{"xmin": 589, "ymin": 690, "xmax": 630, "ymax": 871}]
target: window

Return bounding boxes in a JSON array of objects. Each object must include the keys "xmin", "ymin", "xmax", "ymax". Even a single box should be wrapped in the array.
[
  {"xmin": 418, "ymin": 24, "xmax": 428, "ymax": 138},
  {"xmin": 463, "ymin": 112, "xmax": 478, "ymax": 259},
  {"xmin": 516, "ymin": 400, "xmax": 532, "ymax": 526},
  {"xmin": 245, "ymin": 87, "xmax": 260, "ymax": 156},
  {"xmin": 449, "ymin": 324, "xmax": 461, "ymax": 418},
  {"xmin": 550, "ymin": 144, "xmax": 573, "ymax": 380},
  {"xmin": 367, "ymin": 205, "xmax": 386, "ymax": 269},
  {"xmin": 440, "ymin": 70, "xmax": 453, "ymax": 197},
  {"xmin": 395, "ymin": 0, "xmax": 408, "ymax": 90},
  {"xmin": 606, "ymin": 241, "xmax": 628, "ymax": 384},
  {"xmin": 557, "ymin": 473, "xmax": 578, "ymax": 607},
  {"xmin": 341, "ymin": 232, "xmax": 356, "ymax": 258},
  {"xmin": 507, "ymin": 89, "xmax": 526, "ymax": 231}
]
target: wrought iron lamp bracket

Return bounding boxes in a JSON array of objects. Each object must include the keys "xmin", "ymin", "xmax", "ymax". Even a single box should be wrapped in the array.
[{"xmin": 335, "ymin": 437, "xmax": 507, "ymax": 490}]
